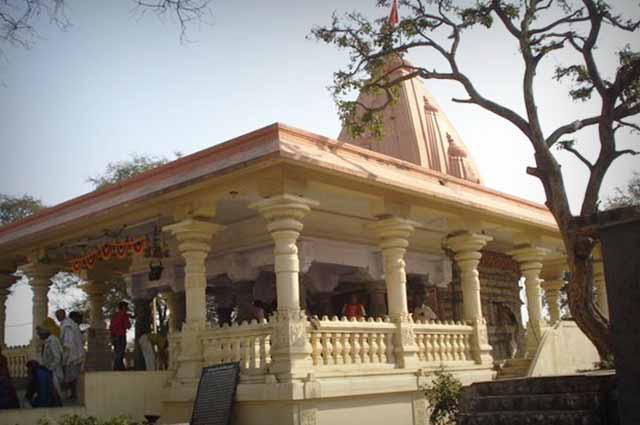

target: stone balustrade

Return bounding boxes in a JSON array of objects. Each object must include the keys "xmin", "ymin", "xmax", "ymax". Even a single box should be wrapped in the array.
[
  {"xmin": 3, "ymin": 344, "xmax": 31, "ymax": 378},
  {"xmin": 200, "ymin": 320, "xmax": 273, "ymax": 375},
  {"xmin": 308, "ymin": 316, "xmax": 397, "ymax": 370},
  {"xmin": 412, "ymin": 320, "xmax": 474, "ymax": 365}
]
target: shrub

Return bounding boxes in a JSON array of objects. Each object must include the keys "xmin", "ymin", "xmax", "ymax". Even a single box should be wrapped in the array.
[
  {"xmin": 422, "ymin": 368, "xmax": 463, "ymax": 425},
  {"xmin": 38, "ymin": 415, "xmax": 138, "ymax": 425}
]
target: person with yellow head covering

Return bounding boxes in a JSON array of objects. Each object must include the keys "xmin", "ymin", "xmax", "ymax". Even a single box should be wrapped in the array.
[{"xmin": 41, "ymin": 317, "xmax": 60, "ymax": 338}]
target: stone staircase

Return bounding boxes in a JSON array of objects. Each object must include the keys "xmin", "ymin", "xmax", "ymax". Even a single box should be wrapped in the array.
[
  {"xmin": 458, "ymin": 372, "xmax": 618, "ymax": 425},
  {"xmin": 495, "ymin": 357, "xmax": 532, "ymax": 379}
]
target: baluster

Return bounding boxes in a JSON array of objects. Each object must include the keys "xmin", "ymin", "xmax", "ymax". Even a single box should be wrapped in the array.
[
  {"xmin": 323, "ymin": 332, "xmax": 334, "ymax": 366},
  {"xmin": 258, "ymin": 335, "xmax": 266, "ymax": 369},
  {"xmin": 416, "ymin": 334, "xmax": 425, "ymax": 361},
  {"xmin": 234, "ymin": 339, "xmax": 242, "ymax": 364},
  {"xmin": 378, "ymin": 332, "xmax": 387, "ymax": 363},
  {"xmin": 441, "ymin": 334, "xmax": 449, "ymax": 362},
  {"xmin": 333, "ymin": 333, "xmax": 344, "ymax": 365},
  {"xmin": 385, "ymin": 332, "xmax": 395, "ymax": 364},
  {"xmin": 464, "ymin": 334, "xmax": 472, "ymax": 361},
  {"xmin": 342, "ymin": 332, "xmax": 352, "ymax": 364},
  {"xmin": 310, "ymin": 332, "xmax": 322, "ymax": 366},
  {"xmin": 425, "ymin": 334, "xmax": 434, "ymax": 362},
  {"xmin": 456, "ymin": 334, "xmax": 464, "ymax": 361},
  {"xmin": 432, "ymin": 333, "xmax": 441, "ymax": 362},
  {"xmin": 265, "ymin": 334, "xmax": 272, "ymax": 365},
  {"xmin": 369, "ymin": 333, "xmax": 379, "ymax": 363},
  {"xmin": 361, "ymin": 333, "xmax": 370, "ymax": 364},
  {"xmin": 351, "ymin": 333, "xmax": 361, "ymax": 364}
]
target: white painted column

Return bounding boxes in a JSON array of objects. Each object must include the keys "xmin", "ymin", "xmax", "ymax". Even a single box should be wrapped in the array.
[
  {"xmin": 22, "ymin": 263, "xmax": 58, "ymax": 345},
  {"xmin": 81, "ymin": 279, "xmax": 112, "ymax": 371},
  {"xmin": 164, "ymin": 219, "xmax": 222, "ymax": 325},
  {"xmin": 251, "ymin": 194, "xmax": 317, "ymax": 380},
  {"xmin": 541, "ymin": 256, "xmax": 567, "ymax": 325},
  {"xmin": 0, "ymin": 274, "xmax": 16, "ymax": 348},
  {"xmin": 509, "ymin": 246, "xmax": 548, "ymax": 356},
  {"xmin": 446, "ymin": 232, "xmax": 493, "ymax": 365},
  {"xmin": 446, "ymin": 232, "xmax": 492, "ymax": 322},
  {"xmin": 164, "ymin": 218, "xmax": 222, "ymax": 381},
  {"xmin": 592, "ymin": 244, "xmax": 609, "ymax": 319},
  {"xmin": 251, "ymin": 194, "xmax": 318, "ymax": 313},
  {"xmin": 371, "ymin": 217, "xmax": 419, "ymax": 368}
]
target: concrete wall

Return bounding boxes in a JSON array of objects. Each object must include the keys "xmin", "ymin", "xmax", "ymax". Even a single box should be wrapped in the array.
[
  {"xmin": 528, "ymin": 320, "xmax": 600, "ymax": 377},
  {"xmin": 84, "ymin": 371, "xmax": 173, "ymax": 421}
]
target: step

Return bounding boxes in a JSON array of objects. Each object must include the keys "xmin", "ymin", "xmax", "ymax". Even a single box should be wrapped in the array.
[
  {"xmin": 458, "ymin": 410, "xmax": 604, "ymax": 425},
  {"xmin": 469, "ymin": 374, "xmax": 615, "ymax": 397},
  {"xmin": 463, "ymin": 392, "xmax": 605, "ymax": 413},
  {"xmin": 503, "ymin": 358, "xmax": 532, "ymax": 368}
]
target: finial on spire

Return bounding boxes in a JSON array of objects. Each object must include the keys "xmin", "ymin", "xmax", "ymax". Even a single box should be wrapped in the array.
[{"xmin": 388, "ymin": 0, "xmax": 399, "ymax": 26}]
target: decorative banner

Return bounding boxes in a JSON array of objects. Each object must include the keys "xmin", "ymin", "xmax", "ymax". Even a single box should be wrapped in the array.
[{"xmin": 69, "ymin": 237, "xmax": 147, "ymax": 273}]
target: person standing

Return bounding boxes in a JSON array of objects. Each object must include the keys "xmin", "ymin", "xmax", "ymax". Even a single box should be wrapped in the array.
[
  {"xmin": 25, "ymin": 360, "xmax": 62, "ymax": 408},
  {"xmin": 110, "ymin": 301, "xmax": 131, "ymax": 371},
  {"xmin": 341, "ymin": 293, "xmax": 366, "ymax": 320},
  {"xmin": 36, "ymin": 325, "xmax": 64, "ymax": 399},
  {"xmin": 138, "ymin": 330, "xmax": 157, "ymax": 371},
  {"xmin": 57, "ymin": 309, "xmax": 85, "ymax": 400},
  {"xmin": 0, "ymin": 353, "xmax": 20, "ymax": 409}
]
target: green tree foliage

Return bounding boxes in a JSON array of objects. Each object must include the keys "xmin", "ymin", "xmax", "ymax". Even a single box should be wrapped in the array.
[
  {"xmin": 604, "ymin": 171, "xmax": 640, "ymax": 209},
  {"xmin": 422, "ymin": 368, "xmax": 463, "ymax": 425},
  {"xmin": 312, "ymin": 0, "xmax": 640, "ymax": 359},
  {"xmin": 87, "ymin": 152, "xmax": 181, "ymax": 189},
  {"xmin": 0, "ymin": 193, "xmax": 44, "ymax": 225}
]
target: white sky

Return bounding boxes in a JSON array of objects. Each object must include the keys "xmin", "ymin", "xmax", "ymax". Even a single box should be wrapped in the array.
[{"xmin": 1, "ymin": 1, "xmax": 638, "ymax": 345}]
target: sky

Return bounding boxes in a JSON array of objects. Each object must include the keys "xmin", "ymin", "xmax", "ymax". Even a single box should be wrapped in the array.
[{"xmin": 1, "ymin": 1, "xmax": 638, "ymax": 345}]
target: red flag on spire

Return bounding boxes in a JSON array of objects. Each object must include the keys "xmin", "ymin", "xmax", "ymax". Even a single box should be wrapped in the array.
[{"xmin": 388, "ymin": 0, "xmax": 399, "ymax": 26}]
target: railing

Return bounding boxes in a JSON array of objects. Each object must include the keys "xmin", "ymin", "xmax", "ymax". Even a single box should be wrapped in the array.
[
  {"xmin": 308, "ymin": 316, "xmax": 397, "ymax": 370},
  {"xmin": 200, "ymin": 319, "xmax": 272, "ymax": 374},
  {"xmin": 2, "ymin": 344, "xmax": 32, "ymax": 378},
  {"xmin": 412, "ymin": 320, "xmax": 474, "ymax": 365}
]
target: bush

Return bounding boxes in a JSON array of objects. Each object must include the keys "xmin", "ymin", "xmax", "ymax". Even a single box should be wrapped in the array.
[
  {"xmin": 38, "ymin": 415, "xmax": 139, "ymax": 425},
  {"xmin": 422, "ymin": 368, "xmax": 463, "ymax": 425}
]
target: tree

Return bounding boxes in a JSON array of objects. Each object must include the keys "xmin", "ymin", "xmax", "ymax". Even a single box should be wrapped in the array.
[
  {"xmin": 0, "ymin": 0, "xmax": 212, "ymax": 55},
  {"xmin": 604, "ymin": 170, "xmax": 640, "ymax": 208},
  {"xmin": 87, "ymin": 152, "xmax": 181, "ymax": 189},
  {"xmin": 0, "ymin": 193, "xmax": 44, "ymax": 225},
  {"xmin": 312, "ymin": 0, "xmax": 640, "ymax": 358}
]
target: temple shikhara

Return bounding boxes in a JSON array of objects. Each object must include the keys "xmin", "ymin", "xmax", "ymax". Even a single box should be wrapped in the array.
[{"xmin": 0, "ymin": 69, "xmax": 603, "ymax": 424}]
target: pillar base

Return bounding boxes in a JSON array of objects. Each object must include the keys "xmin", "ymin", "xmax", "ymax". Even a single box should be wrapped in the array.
[{"xmin": 85, "ymin": 328, "xmax": 112, "ymax": 371}]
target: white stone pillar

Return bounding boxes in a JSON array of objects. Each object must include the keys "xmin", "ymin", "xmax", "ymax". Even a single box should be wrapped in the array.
[
  {"xmin": 164, "ymin": 219, "xmax": 222, "ymax": 325},
  {"xmin": 22, "ymin": 263, "xmax": 58, "ymax": 345},
  {"xmin": 81, "ymin": 280, "xmax": 111, "ymax": 371},
  {"xmin": 446, "ymin": 233, "xmax": 492, "ymax": 322},
  {"xmin": 446, "ymin": 232, "xmax": 493, "ymax": 365},
  {"xmin": 540, "ymin": 256, "xmax": 567, "ymax": 325},
  {"xmin": 164, "ymin": 218, "xmax": 221, "ymax": 382},
  {"xmin": 251, "ymin": 194, "xmax": 318, "ymax": 313},
  {"xmin": 592, "ymin": 244, "xmax": 609, "ymax": 319},
  {"xmin": 509, "ymin": 245, "xmax": 548, "ymax": 356},
  {"xmin": 251, "ymin": 194, "xmax": 317, "ymax": 380},
  {"xmin": 371, "ymin": 217, "xmax": 419, "ymax": 368},
  {"xmin": 0, "ymin": 274, "xmax": 16, "ymax": 348}
]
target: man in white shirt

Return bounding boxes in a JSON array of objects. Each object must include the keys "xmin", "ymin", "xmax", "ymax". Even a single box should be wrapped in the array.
[{"xmin": 56, "ymin": 309, "xmax": 85, "ymax": 400}]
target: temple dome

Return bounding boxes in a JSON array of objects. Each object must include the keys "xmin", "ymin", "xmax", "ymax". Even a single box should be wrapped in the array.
[{"xmin": 338, "ymin": 64, "xmax": 482, "ymax": 184}]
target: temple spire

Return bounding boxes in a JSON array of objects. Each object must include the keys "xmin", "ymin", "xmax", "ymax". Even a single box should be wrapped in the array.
[{"xmin": 388, "ymin": 0, "xmax": 399, "ymax": 26}]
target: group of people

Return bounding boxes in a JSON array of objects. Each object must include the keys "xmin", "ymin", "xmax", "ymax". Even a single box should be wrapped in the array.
[{"xmin": 0, "ymin": 308, "xmax": 85, "ymax": 410}]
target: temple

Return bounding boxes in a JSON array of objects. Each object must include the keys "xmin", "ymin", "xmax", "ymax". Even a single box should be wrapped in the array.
[{"xmin": 0, "ymin": 72, "xmax": 603, "ymax": 424}]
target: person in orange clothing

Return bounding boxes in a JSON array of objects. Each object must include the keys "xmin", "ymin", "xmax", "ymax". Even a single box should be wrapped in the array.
[
  {"xmin": 110, "ymin": 301, "xmax": 131, "ymax": 371},
  {"xmin": 341, "ymin": 293, "xmax": 366, "ymax": 319}
]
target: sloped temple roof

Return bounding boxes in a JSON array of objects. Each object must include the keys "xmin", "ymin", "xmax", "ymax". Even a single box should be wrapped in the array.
[{"xmin": 338, "ymin": 64, "xmax": 482, "ymax": 184}]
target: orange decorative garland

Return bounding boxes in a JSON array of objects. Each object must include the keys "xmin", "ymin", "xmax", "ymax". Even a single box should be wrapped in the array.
[{"xmin": 69, "ymin": 237, "xmax": 146, "ymax": 273}]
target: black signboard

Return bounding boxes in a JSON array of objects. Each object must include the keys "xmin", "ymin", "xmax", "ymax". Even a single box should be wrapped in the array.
[{"xmin": 191, "ymin": 362, "xmax": 240, "ymax": 425}]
